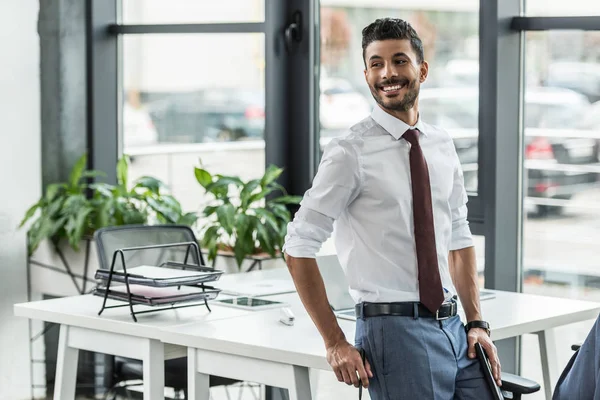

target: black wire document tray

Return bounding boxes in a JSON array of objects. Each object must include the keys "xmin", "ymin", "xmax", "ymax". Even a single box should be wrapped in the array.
[
  {"xmin": 94, "ymin": 284, "xmax": 221, "ymax": 306},
  {"xmin": 95, "ymin": 264, "xmax": 223, "ymax": 287},
  {"xmin": 93, "ymin": 241, "xmax": 223, "ymax": 322}
]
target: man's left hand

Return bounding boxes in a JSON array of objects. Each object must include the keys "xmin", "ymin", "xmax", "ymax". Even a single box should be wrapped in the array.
[{"xmin": 467, "ymin": 327, "xmax": 502, "ymax": 386}]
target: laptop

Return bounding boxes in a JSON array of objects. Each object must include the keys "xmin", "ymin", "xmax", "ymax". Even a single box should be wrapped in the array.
[
  {"xmin": 315, "ymin": 255, "xmax": 496, "ymax": 322},
  {"xmin": 315, "ymin": 255, "xmax": 357, "ymax": 320}
]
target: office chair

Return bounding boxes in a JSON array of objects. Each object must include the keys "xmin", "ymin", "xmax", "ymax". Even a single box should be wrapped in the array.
[
  {"xmin": 94, "ymin": 224, "xmax": 239, "ymax": 399},
  {"xmin": 499, "ymin": 371, "xmax": 540, "ymax": 399}
]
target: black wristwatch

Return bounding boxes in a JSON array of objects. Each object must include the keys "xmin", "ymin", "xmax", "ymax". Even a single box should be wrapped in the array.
[{"xmin": 465, "ymin": 320, "xmax": 491, "ymax": 336}]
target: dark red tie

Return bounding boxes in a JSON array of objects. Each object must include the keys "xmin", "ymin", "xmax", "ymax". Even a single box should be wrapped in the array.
[{"xmin": 403, "ymin": 129, "xmax": 444, "ymax": 313}]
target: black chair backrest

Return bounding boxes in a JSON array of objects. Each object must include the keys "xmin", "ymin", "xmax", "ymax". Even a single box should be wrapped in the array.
[{"xmin": 94, "ymin": 224, "xmax": 204, "ymax": 271}]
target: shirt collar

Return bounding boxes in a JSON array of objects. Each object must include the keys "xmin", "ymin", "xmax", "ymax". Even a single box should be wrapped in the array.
[{"xmin": 371, "ymin": 105, "xmax": 426, "ymax": 140}]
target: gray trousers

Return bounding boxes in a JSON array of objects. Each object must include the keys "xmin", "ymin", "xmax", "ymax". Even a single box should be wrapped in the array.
[
  {"xmin": 553, "ymin": 313, "xmax": 600, "ymax": 400},
  {"xmin": 355, "ymin": 313, "xmax": 495, "ymax": 400}
]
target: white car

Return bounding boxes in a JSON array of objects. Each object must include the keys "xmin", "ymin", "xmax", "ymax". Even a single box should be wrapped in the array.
[{"xmin": 320, "ymin": 77, "xmax": 372, "ymax": 135}]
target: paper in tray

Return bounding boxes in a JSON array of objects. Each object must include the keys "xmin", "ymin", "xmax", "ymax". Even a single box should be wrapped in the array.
[
  {"xmin": 94, "ymin": 284, "xmax": 221, "ymax": 306},
  {"xmin": 94, "ymin": 265, "xmax": 222, "ymax": 287}
]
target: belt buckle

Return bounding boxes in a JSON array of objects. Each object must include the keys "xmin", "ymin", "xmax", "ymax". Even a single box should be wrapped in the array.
[{"xmin": 435, "ymin": 302, "xmax": 455, "ymax": 321}]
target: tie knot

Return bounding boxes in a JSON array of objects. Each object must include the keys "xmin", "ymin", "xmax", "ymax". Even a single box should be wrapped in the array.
[{"xmin": 402, "ymin": 129, "xmax": 420, "ymax": 146}]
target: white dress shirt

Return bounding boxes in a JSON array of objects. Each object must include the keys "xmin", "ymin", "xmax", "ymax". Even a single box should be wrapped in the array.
[{"xmin": 283, "ymin": 105, "xmax": 474, "ymax": 304}]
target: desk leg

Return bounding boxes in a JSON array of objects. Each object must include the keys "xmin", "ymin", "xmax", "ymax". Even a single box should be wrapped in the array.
[
  {"xmin": 142, "ymin": 339, "xmax": 165, "ymax": 400},
  {"xmin": 288, "ymin": 366, "xmax": 312, "ymax": 400},
  {"xmin": 188, "ymin": 348, "xmax": 210, "ymax": 400},
  {"xmin": 54, "ymin": 325, "xmax": 79, "ymax": 400},
  {"xmin": 538, "ymin": 329, "xmax": 558, "ymax": 400}
]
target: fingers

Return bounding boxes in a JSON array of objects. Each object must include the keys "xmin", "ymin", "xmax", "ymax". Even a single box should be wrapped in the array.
[
  {"xmin": 341, "ymin": 368, "xmax": 354, "ymax": 386},
  {"xmin": 467, "ymin": 333, "xmax": 477, "ymax": 358},
  {"xmin": 356, "ymin": 358, "xmax": 370, "ymax": 388},
  {"xmin": 480, "ymin": 340, "xmax": 502, "ymax": 386},
  {"xmin": 347, "ymin": 365, "xmax": 361, "ymax": 387},
  {"xmin": 333, "ymin": 366, "xmax": 344, "ymax": 383},
  {"xmin": 329, "ymin": 349, "xmax": 370, "ymax": 388},
  {"xmin": 365, "ymin": 359, "xmax": 373, "ymax": 378}
]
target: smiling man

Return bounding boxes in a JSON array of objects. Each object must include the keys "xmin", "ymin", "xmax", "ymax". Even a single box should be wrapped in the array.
[{"xmin": 283, "ymin": 18, "xmax": 500, "ymax": 399}]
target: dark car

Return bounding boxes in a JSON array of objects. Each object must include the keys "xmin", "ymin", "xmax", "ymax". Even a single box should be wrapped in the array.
[
  {"xmin": 145, "ymin": 88, "xmax": 265, "ymax": 143},
  {"xmin": 418, "ymin": 87, "xmax": 600, "ymax": 216}
]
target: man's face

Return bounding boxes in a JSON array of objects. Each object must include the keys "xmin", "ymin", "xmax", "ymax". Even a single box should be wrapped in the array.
[{"xmin": 363, "ymin": 39, "xmax": 428, "ymax": 113}]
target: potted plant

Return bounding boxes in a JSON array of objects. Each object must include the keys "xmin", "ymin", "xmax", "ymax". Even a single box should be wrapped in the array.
[
  {"xmin": 194, "ymin": 163, "xmax": 301, "ymax": 272},
  {"xmin": 20, "ymin": 153, "xmax": 196, "ymax": 297},
  {"xmin": 19, "ymin": 153, "xmax": 197, "ymax": 398}
]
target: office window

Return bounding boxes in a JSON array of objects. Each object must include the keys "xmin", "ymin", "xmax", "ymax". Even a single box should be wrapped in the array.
[
  {"xmin": 521, "ymin": 30, "xmax": 600, "ymax": 300},
  {"xmin": 122, "ymin": 0, "xmax": 265, "ymax": 23},
  {"xmin": 122, "ymin": 33, "xmax": 266, "ymax": 212},
  {"xmin": 318, "ymin": 3, "xmax": 480, "ymax": 196},
  {"xmin": 526, "ymin": 1, "xmax": 600, "ymax": 16},
  {"xmin": 520, "ymin": 29, "xmax": 600, "ymax": 389}
]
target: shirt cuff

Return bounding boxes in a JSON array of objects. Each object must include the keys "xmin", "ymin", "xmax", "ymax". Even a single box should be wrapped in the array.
[
  {"xmin": 282, "ymin": 232, "xmax": 323, "ymax": 258},
  {"xmin": 282, "ymin": 208, "xmax": 335, "ymax": 258},
  {"xmin": 449, "ymin": 224, "xmax": 474, "ymax": 251}
]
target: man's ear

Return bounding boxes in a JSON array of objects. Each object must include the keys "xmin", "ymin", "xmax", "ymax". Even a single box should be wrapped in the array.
[{"xmin": 419, "ymin": 60, "xmax": 429, "ymax": 83}]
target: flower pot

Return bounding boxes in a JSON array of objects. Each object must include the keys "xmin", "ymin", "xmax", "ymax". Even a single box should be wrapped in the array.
[{"xmin": 29, "ymin": 238, "xmax": 99, "ymax": 298}]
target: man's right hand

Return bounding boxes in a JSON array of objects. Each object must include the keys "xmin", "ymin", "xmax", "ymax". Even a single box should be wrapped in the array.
[{"xmin": 326, "ymin": 340, "xmax": 373, "ymax": 388}]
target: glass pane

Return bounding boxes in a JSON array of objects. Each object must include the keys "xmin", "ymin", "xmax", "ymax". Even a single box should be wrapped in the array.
[
  {"xmin": 122, "ymin": 33, "xmax": 265, "ymax": 212},
  {"xmin": 526, "ymin": 1, "xmax": 600, "ymax": 16},
  {"xmin": 122, "ymin": 0, "xmax": 265, "ymax": 24},
  {"xmin": 521, "ymin": 30, "xmax": 600, "ymax": 394},
  {"xmin": 318, "ymin": 3, "xmax": 480, "ymax": 196}
]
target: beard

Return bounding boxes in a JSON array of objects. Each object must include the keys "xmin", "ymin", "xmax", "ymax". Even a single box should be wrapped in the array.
[{"xmin": 370, "ymin": 77, "xmax": 420, "ymax": 112}]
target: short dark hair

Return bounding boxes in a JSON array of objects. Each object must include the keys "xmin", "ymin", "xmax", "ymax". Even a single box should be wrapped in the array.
[{"xmin": 361, "ymin": 18, "xmax": 424, "ymax": 66}]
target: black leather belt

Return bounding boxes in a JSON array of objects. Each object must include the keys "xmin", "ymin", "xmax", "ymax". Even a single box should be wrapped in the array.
[{"xmin": 355, "ymin": 299, "xmax": 458, "ymax": 320}]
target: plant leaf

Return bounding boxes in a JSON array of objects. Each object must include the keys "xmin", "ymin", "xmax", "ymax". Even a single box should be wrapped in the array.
[
  {"xmin": 203, "ymin": 205, "xmax": 219, "ymax": 217},
  {"xmin": 46, "ymin": 183, "xmax": 66, "ymax": 201},
  {"xmin": 254, "ymin": 208, "xmax": 280, "ymax": 235},
  {"xmin": 146, "ymin": 196, "xmax": 179, "ymax": 223},
  {"xmin": 177, "ymin": 212, "xmax": 198, "ymax": 226},
  {"xmin": 216, "ymin": 203, "xmax": 236, "ymax": 236},
  {"xmin": 134, "ymin": 176, "xmax": 164, "ymax": 193},
  {"xmin": 69, "ymin": 153, "xmax": 87, "ymax": 188},
  {"xmin": 233, "ymin": 242, "xmax": 246, "ymax": 270},
  {"xmin": 234, "ymin": 213, "xmax": 257, "ymax": 259},
  {"xmin": 247, "ymin": 188, "xmax": 274, "ymax": 207},
  {"xmin": 66, "ymin": 207, "xmax": 92, "ymax": 250},
  {"xmin": 63, "ymin": 194, "xmax": 88, "ymax": 213},
  {"xmin": 211, "ymin": 184, "xmax": 230, "ymax": 200},
  {"xmin": 200, "ymin": 225, "xmax": 220, "ymax": 263},
  {"xmin": 194, "ymin": 167, "xmax": 213, "ymax": 188},
  {"xmin": 240, "ymin": 179, "xmax": 261, "ymax": 209},
  {"xmin": 255, "ymin": 221, "xmax": 275, "ymax": 256},
  {"xmin": 19, "ymin": 201, "xmax": 41, "ymax": 227},
  {"xmin": 269, "ymin": 203, "xmax": 291, "ymax": 223},
  {"xmin": 261, "ymin": 165, "xmax": 283, "ymax": 187},
  {"xmin": 94, "ymin": 197, "xmax": 113, "ymax": 228},
  {"xmin": 80, "ymin": 170, "xmax": 106, "ymax": 179},
  {"xmin": 90, "ymin": 182, "xmax": 115, "ymax": 198},
  {"xmin": 269, "ymin": 195, "xmax": 302, "ymax": 205},
  {"xmin": 205, "ymin": 176, "xmax": 243, "ymax": 195},
  {"xmin": 117, "ymin": 155, "xmax": 130, "ymax": 187}
]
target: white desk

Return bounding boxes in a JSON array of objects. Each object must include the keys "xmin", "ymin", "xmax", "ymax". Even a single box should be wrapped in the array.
[
  {"xmin": 13, "ymin": 295, "xmax": 251, "ymax": 400},
  {"xmin": 14, "ymin": 268, "xmax": 600, "ymax": 400},
  {"xmin": 161, "ymin": 290, "xmax": 600, "ymax": 400}
]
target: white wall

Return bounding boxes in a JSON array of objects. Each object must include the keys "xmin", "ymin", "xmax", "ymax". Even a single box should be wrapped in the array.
[{"xmin": 0, "ymin": 0, "xmax": 41, "ymax": 399}]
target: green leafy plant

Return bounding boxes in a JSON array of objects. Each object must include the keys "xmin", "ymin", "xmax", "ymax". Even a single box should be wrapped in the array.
[
  {"xmin": 20, "ymin": 153, "xmax": 197, "ymax": 255},
  {"xmin": 195, "ymin": 163, "xmax": 301, "ymax": 269}
]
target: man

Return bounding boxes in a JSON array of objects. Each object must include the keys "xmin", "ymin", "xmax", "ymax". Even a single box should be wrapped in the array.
[
  {"xmin": 553, "ymin": 313, "xmax": 600, "ymax": 399},
  {"xmin": 283, "ymin": 18, "xmax": 501, "ymax": 399}
]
